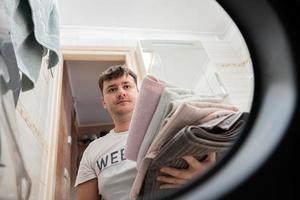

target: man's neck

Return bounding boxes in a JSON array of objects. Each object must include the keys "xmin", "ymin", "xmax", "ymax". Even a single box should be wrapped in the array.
[
  {"xmin": 114, "ymin": 124, "xmax": 129, "ymax": 133},
  {"xmin": 112, "ymin": 113, "xmax": 132, "ymax": 133}
]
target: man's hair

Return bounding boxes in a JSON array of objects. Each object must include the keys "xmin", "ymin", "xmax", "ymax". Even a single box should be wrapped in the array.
[{"xmin": 97, "ymin": 65, "xmax": 138, "ymax": 94}]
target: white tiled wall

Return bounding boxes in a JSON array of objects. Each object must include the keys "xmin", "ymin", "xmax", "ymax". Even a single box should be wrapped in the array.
[
  {"xmin": 202, "ymin": 23, "xmax": 254, "ymax": 112},
  {"xmin": 217, "ymin": 62, "xmax": 254, "ymax": 112}
]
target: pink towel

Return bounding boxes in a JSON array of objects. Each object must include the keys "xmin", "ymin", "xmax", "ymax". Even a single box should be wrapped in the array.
[{"xmin": 125, "ymin": 75, "xmax": 166, "ymax": 161}]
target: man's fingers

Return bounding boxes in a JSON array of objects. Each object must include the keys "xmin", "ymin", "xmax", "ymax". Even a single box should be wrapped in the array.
[
  {"xmin": 203, "ymin": 153, "xmax": 216, "ymax": 164},
  {"xmin": 160, "ymin": 167, "xmax": 189, "ymax": 179},
  {"xmin": 157, "ymin": 154, "xmax": 217, "ymax": 190},
  {"xmin": 182, "ymin": 156, "xmax": 204, "ymax": 171}
]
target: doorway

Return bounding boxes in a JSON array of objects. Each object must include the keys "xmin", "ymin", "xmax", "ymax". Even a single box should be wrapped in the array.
[{"xmin": 48, "ymin": 47, "xmax": 141, "ymax": 200}]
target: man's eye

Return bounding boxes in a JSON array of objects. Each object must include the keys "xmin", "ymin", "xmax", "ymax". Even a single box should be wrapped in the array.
[
  {"xmin": 108, "ymin": 88, "xmax": 117, "ymax": 93},
  {"xmin": 124, "ymin": 85, "xmax": 131, "ymax": 89}
]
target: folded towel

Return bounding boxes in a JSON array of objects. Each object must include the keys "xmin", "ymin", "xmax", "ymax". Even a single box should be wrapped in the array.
[
  {"xmin": 150, "ymin": 102, "xmax": 238, "ymax": 153},
  {"xmin": 126, "ymin": 75, "xmax": 166, "ymax": 161},
  {"xmin": 139, "ymin": 113, "xmax": 247, "ymax": 199},
  {"xmin": 137, "ymin": 86, "xmax": 223, "ymax": 167}
]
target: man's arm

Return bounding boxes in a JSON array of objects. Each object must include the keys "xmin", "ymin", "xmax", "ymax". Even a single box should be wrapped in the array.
[
  {"xmin": 76, "ymin": 178, "xmax": 100, "ymax": 200},
  {"xmin": 156, "ymin": 152, "xmax": 216, "ymax": 189}
]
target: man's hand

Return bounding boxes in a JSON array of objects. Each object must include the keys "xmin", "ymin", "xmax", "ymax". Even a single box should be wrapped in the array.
[{"xmin": 156, "ymin": 152, "xmax": 216, "ymax": 189}]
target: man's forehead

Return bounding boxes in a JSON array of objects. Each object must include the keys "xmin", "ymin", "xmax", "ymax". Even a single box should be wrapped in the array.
[{"xmin": 103, "ymin": 75, "xmax": 135, "ymax": 88}]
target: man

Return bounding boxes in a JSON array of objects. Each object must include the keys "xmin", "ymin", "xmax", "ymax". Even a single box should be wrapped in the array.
[{"xmin": 75, "ymin": 65, "xmax": 216, "ymax": 200}]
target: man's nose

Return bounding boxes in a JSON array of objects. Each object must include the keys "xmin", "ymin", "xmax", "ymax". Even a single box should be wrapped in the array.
[{"xmin": 116, "ymin": 87, "xmax": 126, "ymax": 98}]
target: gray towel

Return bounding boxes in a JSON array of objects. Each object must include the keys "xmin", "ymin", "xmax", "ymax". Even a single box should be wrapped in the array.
[
  {"xmin": 4, "ymin": 0, "xmax": 60, "ymax": 91},
  {"xmin": 139, "ymin": 113, "xmax": 248, "ymax": 199},
  {"xmin": 0, "ymin": 37, "xmax": 21, "ymax": 104}
]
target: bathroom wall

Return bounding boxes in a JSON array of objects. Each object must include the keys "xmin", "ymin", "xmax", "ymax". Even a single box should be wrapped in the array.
[{"xmin": 14, "ymin": 55, "xmax": 60, "ymax": 200}]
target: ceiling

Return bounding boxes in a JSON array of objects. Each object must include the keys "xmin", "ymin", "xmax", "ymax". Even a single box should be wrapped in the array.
[
  {"xmin": 58, "ymin": 0, "xmax": 230, "ymax": 34},
  {"xmin": 58, "ymin": 0, "xmax": 247, "ymax": 127}
]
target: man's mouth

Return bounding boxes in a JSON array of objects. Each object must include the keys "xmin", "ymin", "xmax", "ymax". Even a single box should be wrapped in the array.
[{"xmin": 116, "ymin": 100, "xmax": 130, "ymax": 104}]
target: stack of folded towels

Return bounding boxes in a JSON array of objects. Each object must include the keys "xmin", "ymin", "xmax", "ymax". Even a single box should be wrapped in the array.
[{"xmin": 125, "ymin": 75, "xmax": 249, "ymax": 199}]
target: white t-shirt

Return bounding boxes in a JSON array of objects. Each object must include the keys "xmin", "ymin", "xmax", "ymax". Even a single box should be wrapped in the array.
[{"xmin": 75, "ymin": 130, "xmax": 137, "ymax": 200}]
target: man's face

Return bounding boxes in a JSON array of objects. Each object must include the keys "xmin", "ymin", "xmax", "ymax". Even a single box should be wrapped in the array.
[{"xmin": 101, "ymin": 75, "xmax": 138, "ymax": 118}]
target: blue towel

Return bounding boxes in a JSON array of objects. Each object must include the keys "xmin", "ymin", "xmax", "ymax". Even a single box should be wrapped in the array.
[{"xmin": 4, "ymin": 0, "xmax": 60, "ymax": 91}]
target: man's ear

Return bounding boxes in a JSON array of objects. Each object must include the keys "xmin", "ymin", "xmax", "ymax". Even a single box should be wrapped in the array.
[{"xmin": 101, "ymin": 98, "xmax": 106, "ymax": 109}]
